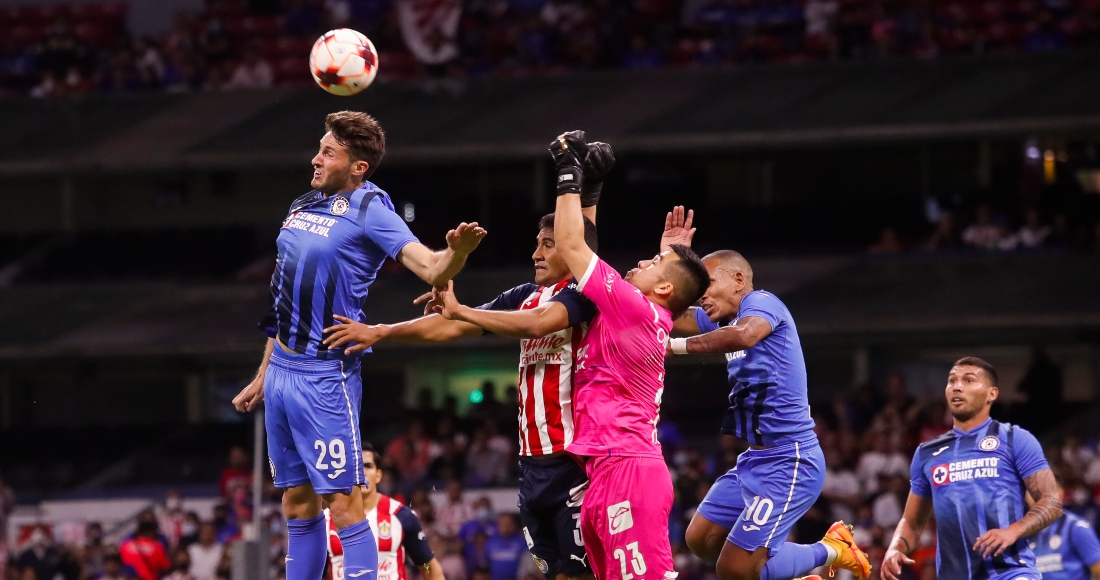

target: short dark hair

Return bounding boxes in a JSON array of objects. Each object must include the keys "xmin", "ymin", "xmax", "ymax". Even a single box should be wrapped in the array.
[
  {"xmin": 953, "ymin": 356, "xmax": 999, "ymax": 386},
  {"xmin": 324, "ymin": 111, "xmax": 386, "ymax": 179},
  {"xmin": 363, "ymin": 442, "xmax": 380, "ymax": 464},
  {"xmin": 538, "ymin": 213, "xmax": 598, "ymax": 253},
  {"xmin": 665, "ymin": 244, "xmax": 710, "ymax": 316}
]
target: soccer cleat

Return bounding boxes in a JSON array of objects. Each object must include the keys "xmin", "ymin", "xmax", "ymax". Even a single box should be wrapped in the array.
[
  {"xmin": 820, "ymin": 521, "xmax": 872, "ymax": 580},
  {"xmin": 794, "ymin": 576, "xmax": 824, "ymax": 580}
]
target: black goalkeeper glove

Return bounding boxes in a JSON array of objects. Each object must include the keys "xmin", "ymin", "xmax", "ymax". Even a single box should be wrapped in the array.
[
  {"xmin": 581, "ymin": 141, "xmax": 614, "ymax": 208},
  {"xmin": 548, "ymin": 130, "xmax": 587, "ymax": 196}
]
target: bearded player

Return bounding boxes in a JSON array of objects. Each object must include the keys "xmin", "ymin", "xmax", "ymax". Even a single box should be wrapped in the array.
[
  {"xmin": 325, "ymin": 444, "xmax": 443, "ymax": 580},
  {"xmin": 548, "ymin": 131, "xmax": 710, "ymax": 580},
  {"xmin": 883, "ymin": 358, "xmax": 1062, "ymax": 580},
  {"xmin": 322, "ymin": 142, "xmax": 617, "ymax": 580},
  {"xmin": 232, "ymin": 111, "xmax": 486, "ymax": 580},
  {"xmin": 662, "ymin": 209, "xmax": 870, "ymax": 580}
]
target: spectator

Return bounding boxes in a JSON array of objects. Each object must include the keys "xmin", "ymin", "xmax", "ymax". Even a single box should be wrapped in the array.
[
  {"xmin": 925, "ymin": 212, "xmax": 961, "ymax": 250},
  {"xmin": 821, "ymin": 447, "xmax": 861, "ymax": 523},
  {"xmin": 485, "ymin": 514, "xmax": 527, "ymax": 580},
  {"xmin": 163, "ymin": 549, "xmax": 194, "ymax": 580},
  {"xmin": 226, "ymin": 46, "xmax": 274, "ymax": 90},
  {"xmin": 1016, "ymin": 208, "xmax": 1051, "ymax": 248},
  {"xmin": 219, "ymin": 446, "xmax": 252, "ymax": 501},
  {"xmin": 83, "ymin": 522, "xmax": 109, "ymax": 578},
  {"xmin": 436, "ymin": 479, "xmax": 475, "ymax": 538},
  {"xmin": 15, "ymin": 526, "xmax": 62, "ymax": 580},
  {"xmin": 962, "ymin": 204, "xmax": 1003, "ymax": 250},
  {"xmin": 178, "ymin": 512, "xmax": 201, "ymax": 550},
  {"xmin": 211, "ymin": 504, "xmax": 240, "ymax": 545},
  {"xmin": 120, "ymin": 519, "xmax": 171, "ymax": 580},
  {"xmin": 187, "ymin": 523, "xmax": 224, "ymax": 580},
  {"xmin": 99, "ymin": 552, "xmax": 130, "ymax": 580},
  {"xmin": 386, "ymin": 420, "xmax": 437, "ymax": 483},
  {"xmin": 433, "ymin": 535, "xmax": 468, "ymax": 580},
  {"xmin": 161, "ymin": 490, "xmax": 186, "ymax": 549},
  {"xmin": 871, "ymin": 474, "xmax": 907, "ymax": 528},
  {"xmin": 856, "ymin": 435, "xmax": 908, "ymax": 495},
  {"xmin": 465, "ymin": 531, "xmax": 492, "ymax": 577},
  {"xmin": 459, "ymin": 497, "xmax": 498, "ymax": 552},
  {"xmin": 133, "ymin": 509, "xmax": 171, "ymax": 549},
  {"xmin": 465, "ymin": 426, "xmax": 509, "ymax": 486}
]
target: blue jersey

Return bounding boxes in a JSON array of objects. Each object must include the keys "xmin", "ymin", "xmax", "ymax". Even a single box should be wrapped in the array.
[
  {"xmin": 695, "ymin": 290, "xmax": 815, "ymax": 446},
  {"xmin": 261, "ymin": 183, "xmax": 418, "ymax": 362},
  {"xmin": 1031, "ymin": 513, "xmax": 1100, "ymax": 580},
  {"xmin": 910, "ymin": 418, "xmax": 1050, "ymax": 580}
]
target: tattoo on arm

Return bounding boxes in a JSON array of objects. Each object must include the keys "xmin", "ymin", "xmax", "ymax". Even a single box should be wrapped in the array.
[{"xmin": 1020, "ymin": 469, "xmax": 1063, "ymax": 535}]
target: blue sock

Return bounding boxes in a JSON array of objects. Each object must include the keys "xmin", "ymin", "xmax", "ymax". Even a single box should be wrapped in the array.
[
  {"xmin": 760, "ymin": 542, "xmax": 830, "ymax": 580},
  {"xmin": 337, "ymin": 520, "xmax": 378, "ymax": 580},
  {"xmin": 286, "ymin": 514, "xmax": 327, "ymax": 580}
]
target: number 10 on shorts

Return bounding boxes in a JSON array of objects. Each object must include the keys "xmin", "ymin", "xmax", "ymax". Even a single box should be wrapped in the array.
[{"xmin": 741, "ymin": 495, "xmax": 774, "ymax": 529}]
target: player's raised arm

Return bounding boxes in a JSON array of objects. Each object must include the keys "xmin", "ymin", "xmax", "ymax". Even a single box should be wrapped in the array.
[
  {"xmin": 398, "ymin": 222, "xmax": 487, "ymax": 287},
  {"xmin": 432, "ymin": 280, "xmax": 573, "ymax": 339},
  {"xmin": 549, "ymin": 131, "xmax": 595, "ymax": 280},
  {"xmin": 882, "ymin": 492, "xmax": 934, "ymax": 580},
  {"xmin": 580, "ymin": 141, "xmax": 615, "ymax": 226}
]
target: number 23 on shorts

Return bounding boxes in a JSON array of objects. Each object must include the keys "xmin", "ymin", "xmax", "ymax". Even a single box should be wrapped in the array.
[{"xmin": 613, "ymin": 542, "xmax": 646, "ymax": 580}]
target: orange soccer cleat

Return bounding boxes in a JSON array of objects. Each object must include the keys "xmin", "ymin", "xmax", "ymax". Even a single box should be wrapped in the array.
[{"xmin": 820, "ymin": 521, "xmax": 872, "ymax": 580}]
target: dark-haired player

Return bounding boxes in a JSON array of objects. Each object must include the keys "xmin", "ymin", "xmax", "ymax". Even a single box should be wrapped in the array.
[
  {"xmin": 232, "ymin": 111, "xmax": 486, "ymax": 580},
  {"xmin": 664, "ymin": 234, "xmax": 870, "ymax": 580},
  {"xmin": 325, "ymin": 444, "xmax": 442, "ymax": 580},
  {"xmin": 883, "ymin": 357, "xmax": 1063, "ymax": 580},
  {"xmin": 322, "ymin": 143, "xmax": 616, "ymax": 580},
  {"xmin": 548, "ymin": 131, "xmax": 711, "ymax": 580}
]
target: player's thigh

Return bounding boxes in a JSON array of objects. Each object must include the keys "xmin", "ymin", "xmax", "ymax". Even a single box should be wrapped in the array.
[
  {"xmin": 285, "ymin": 363, "xmax": 365, "ymax": 495},
  {"xmin": 586, "ymin": 458, "xmax": 675, "ymax": 580},
  {"xmin": 550, "ymin": 461, "xmax": 590, "ymax": 578},
  {"xmin": 685, "ymin": 511, "xmax": 733, "ymax": 561},
  {"xmin": 264, "ymin": 364, "xmax": 311, "ymax": 491},
  {"xmin": 693, "ymin": 468, "xmax": 747, "ymax": 535},
  {"xmin": 726, "ymin": 441, "xmax": 826, "ymax": 555},
  {"xmin": 520, "ymin": 456, "xmax": 591, "ymax": 578}
]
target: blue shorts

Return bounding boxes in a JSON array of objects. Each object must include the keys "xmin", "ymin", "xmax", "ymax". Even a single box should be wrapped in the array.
[
  {"xmin": 265, "ymin": 347, "xmax": 363, "ymax": 494},
  {"xmin": 696, "ymin": 439, "xmax": 825, "ymax": 555}
]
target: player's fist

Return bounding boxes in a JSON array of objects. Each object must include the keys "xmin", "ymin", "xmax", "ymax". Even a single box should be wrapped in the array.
[
  {"xmin": 232, "ymin": 375, "xmax": 265, "ymax": 413},
  {"xmin": 446, "ymin": 222, "xmax": 488, "ymax": 256},
  {"xmin": 581, "ymin": 141, "xmax": 614, "ymax": 208},
  {"xmin": 880, "ymin": 548, "xmax": 915, "ymax": 580},
  {"xmin": 548, "ymin": 130, "xmax": 586, "ymax": 196}
]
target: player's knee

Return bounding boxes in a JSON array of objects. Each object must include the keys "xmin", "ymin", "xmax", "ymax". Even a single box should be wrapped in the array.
[
  {"xmin": 282, "ymin": 484, "xmax": 322, "ymax": 520},
  {"xmin": 685, "ymin": 520, "xmax": 725, "ymax": 560},
  {"xmin": 716, "ymin": 546, "xmax": 765, "ymax": 580},
  {"xmin": 323, "ymin": 488, "xmax": 365, "ymax": 529}
]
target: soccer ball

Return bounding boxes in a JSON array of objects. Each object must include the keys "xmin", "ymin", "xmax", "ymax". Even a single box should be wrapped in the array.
[{"xmin": 309, "ymin": 28, "xmax": 379, "ymax": 96}]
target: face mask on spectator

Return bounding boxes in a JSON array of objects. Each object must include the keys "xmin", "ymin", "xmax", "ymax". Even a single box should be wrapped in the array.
[
  {"xmin": 476, "ymin": 508, "xmax": 491, "ymax": 521},
  {"xmin": 167, "ymin": 498, "xmax": 182, "ymax": 511},
  {"xmin": 182, "ymin": 523, "xmax": 198, "ymax": 536}
]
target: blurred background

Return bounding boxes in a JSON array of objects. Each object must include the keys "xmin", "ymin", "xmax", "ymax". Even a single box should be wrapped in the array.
[{"xmin": 0, "ymin": 0, "xmax": 1099, "ymax": 579}]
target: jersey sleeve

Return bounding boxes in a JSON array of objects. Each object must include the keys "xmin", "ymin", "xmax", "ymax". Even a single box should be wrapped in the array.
[
  {"xmin": 1011, "ymin": 426, "xmax": 1050, "ymax": 479},
  {"xmin": 476, "ymin": 284, "xmax": 539, "ymax": 311},
  {"xmin": 575, "ymin": 256, "xmax": 652, "ymax": 329},
  {"xmin": 694, "ymin": 307, "xmax": 719, "ymax": 333},
  {"xmin": 1070, "ymin": 518, "xmax": 1100, "ymax": 567},
  {"xmin": 395, "ymin": 507, "xmax": 435, "ymax": 566},
  {"xmin": 362, "ymin": 195, "xmax": 420, "ymax": 260},
  {"xmin": 909, "ymin": 448, "xmax": 932, "ymax": 498},
  {"xmin": 736, "ymin": 291, "xmax": 783, "ymax": 331},
  {"xmin": 548, "ymin": 284, "xmax": 598, "ymax": 327}
]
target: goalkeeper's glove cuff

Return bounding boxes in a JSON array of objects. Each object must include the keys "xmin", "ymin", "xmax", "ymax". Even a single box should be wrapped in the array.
[
  {"xmin": 556, "ymin": 166, "xmax": 583, "ymax": 196},
  {"xmin": 580, "ymin": 183, "xmax": 601, "ymax": 207}
]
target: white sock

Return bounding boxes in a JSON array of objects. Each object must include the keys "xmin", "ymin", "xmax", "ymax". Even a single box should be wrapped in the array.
[{"xmin": 823, "ymin": 543, "xmax": 838, "ymax": 566}]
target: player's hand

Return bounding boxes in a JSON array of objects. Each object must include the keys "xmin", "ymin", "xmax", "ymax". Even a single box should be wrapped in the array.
[
  {"xmin": 430, "ymin": 280, "xmax": 463, "ymax": 320},
  {"xmin": 973, "ymin": 526, "xmax": 1021, "ymax": 558},
  {"xmin": 232, "ymin": 375, "xmax": 265, "ymax": 413},
  {"xmin": 446, "ymin": 222, "xmax": 487, "ymax": 256},
  {"xmin": 660, "ymin": 206, "xmax": 696, "ymax": 251},
  {"xmin": 548, "ymin": 130, "xmax": 587, "ymax": 196},
  {"xmin": 880, "ymin": 548, "xmax": 915, "ymax": 580},
  {"xmin": 580, "ymin": 141, "xmax": 615, "ymax": 208},
  {"xmin": 323, "ymin": 315, "xmax": 388, "ymax": 355},
  {"xmin": 413, "ymin": 289, "xmax": 444, "ymax": 317}
]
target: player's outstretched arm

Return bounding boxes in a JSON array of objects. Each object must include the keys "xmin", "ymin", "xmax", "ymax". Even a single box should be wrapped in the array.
[
  {"xmin": 672, "ymin": 308, "xmax": 702, "ymax": 335},
  {"xmin": 432, "ymin": 280, "xmax": 572, "ymax": 339},
  {"xmin": 398, "ymin": 222, "xmax": 487, "ymax": 287},
  {"xmin": 882, "ymin": 492, "xmax": 934, "ymax": 580},
  {"xmin": 232, "ymin": 338, "xmax": 273, "ymax": 412},
  {"xmin": 668, "ymin": 315, "xmax": 771, "ymax": 355},
  {"xmin": 420, "ymin": 558, "xmax": 445, "ymax": 580},
  {"xmin": 973, "ymin": 468, "xmax": 1062, "ymax": 558},
  {"xmin": 322, "ymin": 313, "xmax": 483, "ymax": 356},
  {"xmin": 549, "ymin": 131, "xmax": 596, "ymax": 279}
]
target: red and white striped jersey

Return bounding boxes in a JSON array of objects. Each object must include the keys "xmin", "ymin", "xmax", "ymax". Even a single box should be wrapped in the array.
[
  {"xmin": 325, "ymin": 494, "xmax": 433, "ymax": 580},
  {"xmin": 514, "ymin": 279, "xmax": 590, "ymax": 456}
]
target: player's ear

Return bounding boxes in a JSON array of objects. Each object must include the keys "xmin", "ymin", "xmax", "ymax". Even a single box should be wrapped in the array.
[
  {"xmin": 988, "ymin": 385, "xmax": 999, "ymax": 404},
  {"xmin": 352, "ymin": 160, "xmax": 369, "ymax": 180},
  {"xmin": 654, "ymin": 279, "xmax": 674, "ymax": 299}
]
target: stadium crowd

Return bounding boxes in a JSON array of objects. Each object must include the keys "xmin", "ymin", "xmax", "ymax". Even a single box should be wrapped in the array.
[
  {"xmin": 1, "ymin": 0, "xmax": 1100, "ymax": 97},
  {"xmin": 3, "ymin": 356, "xmax": 1100, "ymax": 580}
]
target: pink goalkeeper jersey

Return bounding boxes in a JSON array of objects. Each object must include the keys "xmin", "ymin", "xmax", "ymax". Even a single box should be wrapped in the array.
[{"xmin": 566, "ymin": 255, "xmax": 673, "ymax": 459}]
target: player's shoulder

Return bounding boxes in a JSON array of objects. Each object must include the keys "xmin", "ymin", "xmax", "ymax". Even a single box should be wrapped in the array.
[
  {"xmin": 915, "ymin": 430, "xmax": 958, "ymax": 459},
  {"xmin": 744, "ymin": 289, "xmax": 787, "ymax": 308},
  {"xmin": 288, "ymin": 189, "xmax": 323, "ymax": 212},
  {"xmin": 349, "ymin": 181, "xmax": 394, "ymax": 215}
]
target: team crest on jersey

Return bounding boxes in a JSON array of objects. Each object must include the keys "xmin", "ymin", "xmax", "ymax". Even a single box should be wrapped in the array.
[
  {"xmin": 330, "ymin": 197, "xmax": 350, "ymax": 216},
  {"xmin": 979, "ymin": 436, "xmax": 1000, "ymax": 451},
  {"xmin": 533, "ymin": 556, "xmax": 549, "ymax": 574},
  {"xmin": 932, "ymin": 465, "xmax": 949, "ymax": 486},
  {"xmin": 1049, "ymin": 534, "xmax": 1062, "ymax": 549},
  {"xmin": 377, "ymin": 520, "xmax": 392, "ymax": 540}
]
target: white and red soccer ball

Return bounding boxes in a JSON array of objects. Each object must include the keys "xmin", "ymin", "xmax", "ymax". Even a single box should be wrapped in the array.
[{"xmin": 309, "ymin": 28, "xmax": 379, "ymax": 96}]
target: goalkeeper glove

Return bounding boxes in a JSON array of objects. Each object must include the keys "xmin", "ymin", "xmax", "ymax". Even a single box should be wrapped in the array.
[
  {"xmin": 548, "ymin": 130, "xmax": 587, "ymax": 196},
  {"xmin": 581, "ymin": 141, "xmax": 614, "ymax": 208}
]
